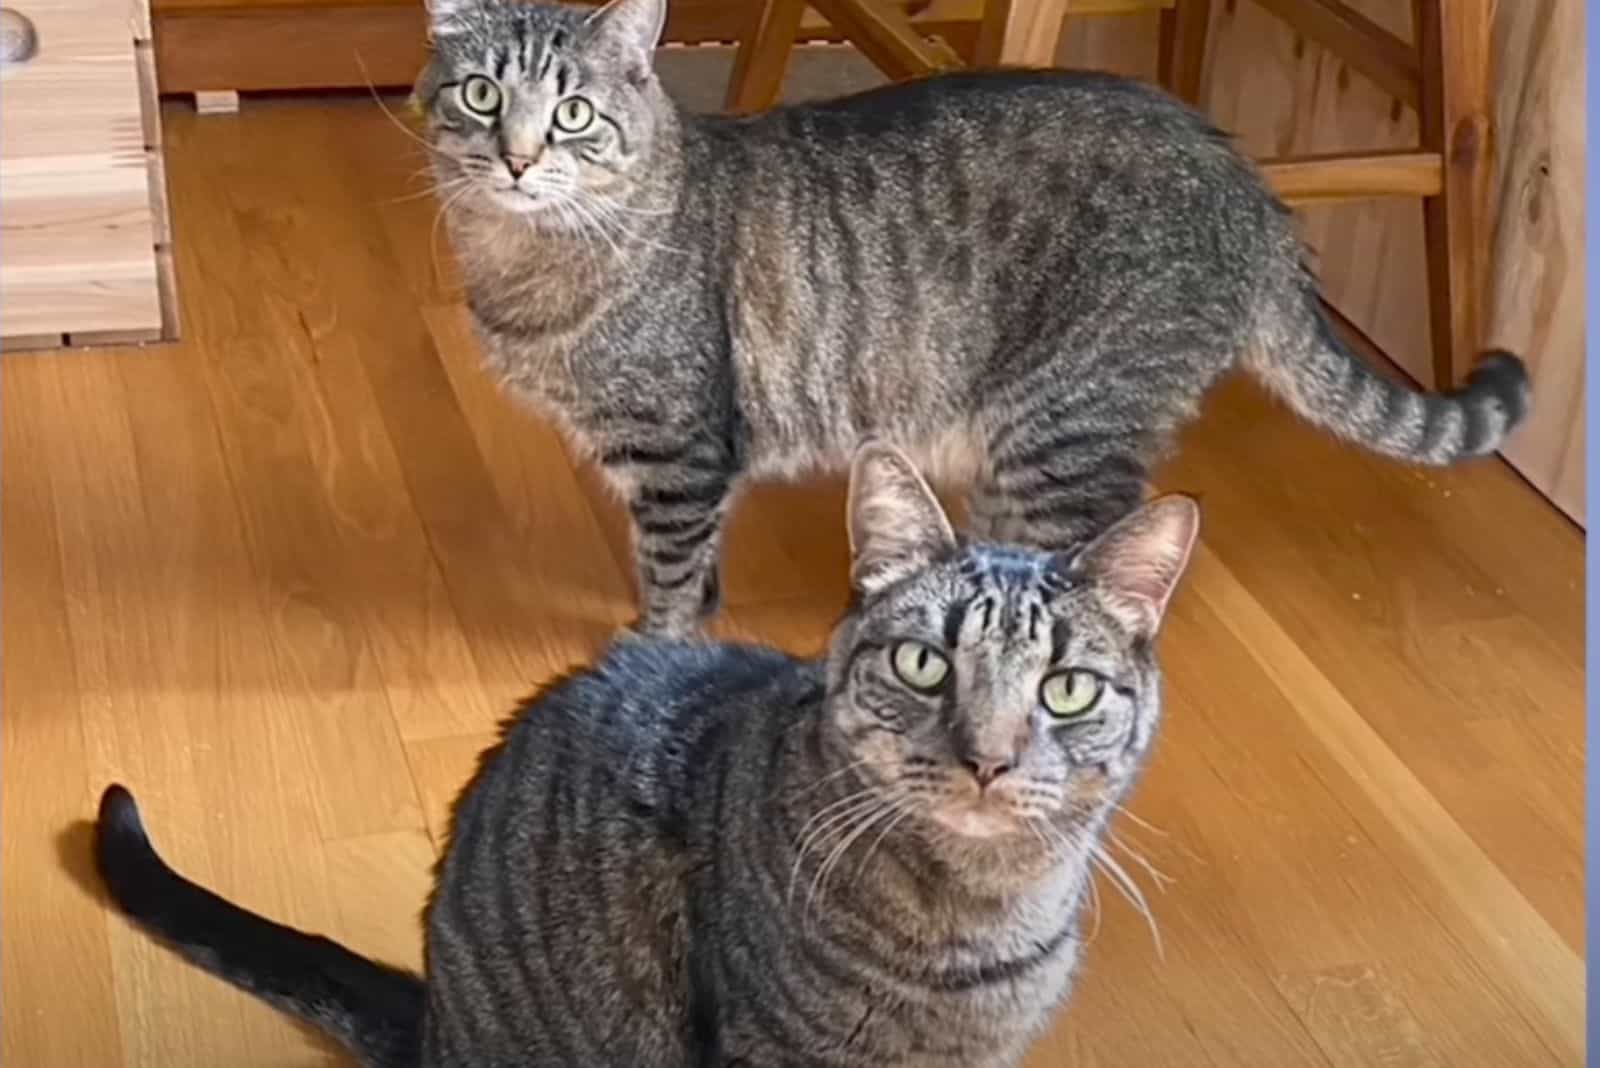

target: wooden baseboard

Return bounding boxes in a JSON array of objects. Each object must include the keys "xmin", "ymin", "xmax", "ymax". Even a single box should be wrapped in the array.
[
  {"xmin": 1, "ymin": 334, "xmax": 68, "ymax": 354},
  {"xmin": 152, "ymin": 3, "xmax": 980, "ymax": 95}
]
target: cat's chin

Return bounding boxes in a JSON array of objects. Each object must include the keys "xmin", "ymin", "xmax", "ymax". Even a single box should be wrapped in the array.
[
  {"xmin": 927, "ymin": 800, "xmax": 1024, "ymax": 840},
  {"xmin": 490, "ymin": 190, "xmax": 560, "ymax": 217}
]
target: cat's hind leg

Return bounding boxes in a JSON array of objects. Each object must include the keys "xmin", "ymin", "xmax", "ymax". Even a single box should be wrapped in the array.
[
  {"xmin": 966, "ymin": 334, "xmax": 1225, "ymax": 554},
  {"xmin": 967, "ymin": 422, "xmax": 1152, "ymax": 555}
]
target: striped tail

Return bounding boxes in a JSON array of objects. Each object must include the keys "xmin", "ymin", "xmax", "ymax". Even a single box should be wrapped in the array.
[
  {"xmin": 94, "ymin": 785, "xmax": 425, "ymax": 1068},
  {"xmin": 1245, "ymin": 269, "xmax": 1531, "ymax": 466}
]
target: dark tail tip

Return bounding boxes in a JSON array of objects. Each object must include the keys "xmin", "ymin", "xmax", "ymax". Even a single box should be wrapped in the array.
[
  {"xmin": 1454, "ymin": 350, "xmax": 1532, "ymax": 455},
  {"xmin": 95, "ymin": 784, "xmax": 165, "ymax": 916},
  {"xmin": 1463, "ymin": 350, "xmax": 1531, "ymax": 423},
  {"xmin": 98, "ymin": 783, "xmax": 142, "ymax": 833}
]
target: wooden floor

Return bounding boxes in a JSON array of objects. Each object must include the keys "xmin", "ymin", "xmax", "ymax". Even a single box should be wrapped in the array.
[{"xmin": 2, "ymin": 97, "xmax": 1585, "ymax": 1067}]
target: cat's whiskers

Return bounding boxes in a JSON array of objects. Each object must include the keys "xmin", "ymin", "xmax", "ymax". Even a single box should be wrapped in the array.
[
  {"xmin": 1106, "ymin": 827, "xmax": 1173, "ymax": 891},
  {"xmin": 390, "ymin": 172, "xmax": 476, "ymax": 207},
  {"xmin": 539, "ymin": 184, "xmax": 626, "ymax": 259},
  {"xmin": 430, "ymin": 180, "xmax": 486, "ymax": 284},
  {"xmin": 564, "ymin": 192, "xmax": 647, "ymax": 257},
  {"xmin": 852, "ymin": 792, "xmax": 922, "ymax": 879},
  {"xmin": 568, "ymin": 189, "xmax": 688, "ymax": 256},
  {"xmin": 1088, "ymin": 840, "xmax": 1164, "ymax": 959},
  {"xmin": 789, "ymin": 787, "xmax": 884, "ymax": 851},
  {"xmin": 788, "ymin": 758, "xmax": 870, "ymax": 800},
  {"xmin": 805, "ymin": 790, "xmax": 909, "ymax": 920},
  {"xmin": 1108, "ymin": 800, "xmax": 1169, "ymax": 839},
  {"xmin": 789, "ymin": 787, "xmax": 885, "ymax": 862},
  {"xmin": 1082, "ymin": 858, "xmax": 1104, "ymax": 946},
  {"xmin": 586, "ymin": 188, "xmax": 676, "ymax": 217},
  {"xmin": 537, "ymin": 193, "xmax": 601, "ymax": 264},
  {"xmin": 1026, "ymin": 818, "xmax": 1103, "ymax": 946},
  {"xmin": 567, "ymin": 194, "xmax": 632, "ymax": 260},
  {"xmin": 787, "ymin": 792, "xmax": 887, "ymax": 907},
  {"xmin": 358, "ymin": 61, "xmax": 450, "ymax": 163}
]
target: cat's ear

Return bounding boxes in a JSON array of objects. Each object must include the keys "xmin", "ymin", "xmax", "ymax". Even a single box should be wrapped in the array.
[
  {"xmin": 424, "ymin": 0, "xmax": 470, "ymax": 38},
  {"xmin": 1071, "ymin": 495, "xmax": 1199, "ymax": 639},
  {"xmin": 847, "ymin": 442, "xmax": 957, "ymax": 597},
  {"xmin": 588, "ymin": 0, "xmax": 667, "ymax": 68}
]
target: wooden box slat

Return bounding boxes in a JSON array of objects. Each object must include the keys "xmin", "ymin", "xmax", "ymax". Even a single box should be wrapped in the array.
[{"xmin": 2, "ymin": 0, "xmax": 164, "ymax": 340}]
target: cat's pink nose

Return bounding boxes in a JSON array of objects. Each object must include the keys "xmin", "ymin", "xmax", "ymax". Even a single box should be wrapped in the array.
[
  {"xmin": 503, "ymin": 154, "xmax": 533, "ymax": 179},
  {"xmin": 964, "ymin": 759, "xmax": 1012, "ymax": 788}
]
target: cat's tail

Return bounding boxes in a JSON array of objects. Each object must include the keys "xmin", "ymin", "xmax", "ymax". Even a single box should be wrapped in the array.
[
  {"xmin": 94, "ymin": 784, "xmax": 425, "ymax": 1068},
  {"xmin": 1243, "ymin": 268, "xmax": 1530, "ymax": 466}
]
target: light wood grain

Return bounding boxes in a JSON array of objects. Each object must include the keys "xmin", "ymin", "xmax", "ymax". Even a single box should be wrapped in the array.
[
  {"xmin": 1484, "ymin": 0, "xmax": 1585, "ymax": 523},
  {"xmin": 0, "ymin": 0, "xmax": 162, "ymax": 338},
  {"xmin": 1193, "ymin": 542, "xmax": 1583, "ymax": 1059},
  {"xmin": 1155, "ymin": 0, "xmax": 1210, "ymax": 104},
  {"xmin": 0, "ymin": 347, "xmax": 125, "ymax": 1068},
  {"xmin": 976, "ymin": 0, "xmax": 1074, "ymax": 66},
  {"xmin": 807, "ymin": 0, "xmax": 966, "ymax": 81},
  {"xmin": 1201, "ymin": 0, "xmax": 1436, "ymax": 388},
  {"xmin": 726, "ymin": 0, "xmax": 809, "ymax": 114},
  {"xmin": 1, "ymin": 95, "xmax": 1581, "ymax": 1068},
  {"xmin": 1417, "ymin": 0, "xmax": 1493, "ymax": 387},
  {"xmin": 1251, "ymin": 0, "xmax": 1420, "ymax": 107},
  {"xmin": 1261, "ymin": 148, "xmax": 1443, "ymax": 203}
]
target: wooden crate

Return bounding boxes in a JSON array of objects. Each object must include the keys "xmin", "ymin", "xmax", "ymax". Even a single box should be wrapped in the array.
[{"xmin": 1, "ymin": 0, "xmax": 176, "ymax": 349}]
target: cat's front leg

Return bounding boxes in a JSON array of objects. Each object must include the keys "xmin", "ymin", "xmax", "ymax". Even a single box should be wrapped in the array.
[{"xmin": 611, "ymin": 452, "xmax": 737, "ymax": 638}]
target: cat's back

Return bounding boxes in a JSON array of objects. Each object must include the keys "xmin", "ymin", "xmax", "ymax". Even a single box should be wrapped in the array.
[
  {"xmin": 444, "ymin": 637, "xmax": 809, "ymax": 856},
  {"xmin": 721, "ymin": 68, "xmax": 1233, "ymax": 170},
  {"xmin": 420, "ymin": 638, "xmax": 816, "ymax": 1066}
]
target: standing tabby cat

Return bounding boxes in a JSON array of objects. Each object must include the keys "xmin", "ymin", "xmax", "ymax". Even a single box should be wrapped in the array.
[
  {"xmin": 418, "ymin": 0, "xmax": 1527, "ymax": 635},
  {"xmin": 96, "ymin": 443, "xmax": 1199, "ymax": 1068}
]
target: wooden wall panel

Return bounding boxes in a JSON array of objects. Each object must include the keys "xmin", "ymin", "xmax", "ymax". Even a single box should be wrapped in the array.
[
  {"xmin": 1201, "ymin": 0, "xmax": 1433, "ymax": 387},
  {"xmin": 1483, "ymin": 0, "xmax": 1584, "ymax": 523}
]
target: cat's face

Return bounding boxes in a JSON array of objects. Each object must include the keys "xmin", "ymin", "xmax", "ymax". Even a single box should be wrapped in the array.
[
  {"xmin": 827, "ymin": 445, "xmax": 1198, "ymax": 847},
  {"xmin": 413, "ymin": 0, "xmax": 667, "ymax": 221}
]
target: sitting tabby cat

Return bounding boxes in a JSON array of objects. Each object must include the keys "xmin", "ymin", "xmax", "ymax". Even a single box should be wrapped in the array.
[
  {"xmin": 97, "ymin": 442, "xmax": 1198, "ymax": 1068},
  {"xmin": 415, "ymin": 0, "xmax": 1527, "ymax": 637}
]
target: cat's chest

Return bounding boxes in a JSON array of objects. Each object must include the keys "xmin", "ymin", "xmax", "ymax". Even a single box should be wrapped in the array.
[
  {"xmin": 719, "ymin": 900, "xmax": 1081, "ymax": 1065},
  {"xmin": 463, "ymin": 280, "xmax": 647, "ymax": 411}
]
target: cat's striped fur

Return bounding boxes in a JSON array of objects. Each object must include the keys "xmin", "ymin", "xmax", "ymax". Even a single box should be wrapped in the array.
[
  {"xmin": 416, "ymin": 0, "xmax": 1528, "ymax": 636},
  {"xmin": 95, "ymin": 443, "xmax": 1200, "ymax": 1068}
]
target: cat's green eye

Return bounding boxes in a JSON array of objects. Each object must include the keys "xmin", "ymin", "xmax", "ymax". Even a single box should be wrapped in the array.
[
  {"xmin": 890, "ymin": 641, "xmax": 950, "ymax": 694},
  {"xmin": 553, "ymin": 96, "xmax": 595, "ymax": 134},
  {"xmin": 1040, "ymin": 669, "xmax": 1104, "ymax": 720},
  {"xmin": 459, "ymin": 75, "xmax": 501, "ymax": 117}
]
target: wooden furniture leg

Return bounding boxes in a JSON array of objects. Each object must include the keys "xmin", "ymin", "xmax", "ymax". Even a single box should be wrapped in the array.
[
  {"xmin": 1416, "ymin": 0, "xmax": 1491, "ymax": 388},
  {"xmin": 1156, "ymin": 0, "xmax": 1210, "ymax": 105},
  {"xmin": 974, "ymin": 0, "xmax": 1072, "ymax": 68},
  {"xmin": 806, "ymin": 0, "xmax": 963, "ymax": 80},
  {"xmin": 725, "ymin": 0, "xmax": 808, "ymax": 115}
]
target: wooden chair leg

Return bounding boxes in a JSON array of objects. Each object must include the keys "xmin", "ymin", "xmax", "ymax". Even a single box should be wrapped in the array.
[
  {"xmin": 725, "ymin": 0, "xmax": 807, "ymax": 115},
  {"xmin": 1416, "ymin": 0, "xmax": 1491, "ymax": 389},
  {"xmin": 1157, "ymin": 0, "xmax": 1211, "ymax": 106},
  {"xmin": 808, "ymin": 0, "xmax": 962, "ymax": 81},
  {"xmin": 974, "ymin": 0, "xmax": 1071, "ymax": 68}
]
